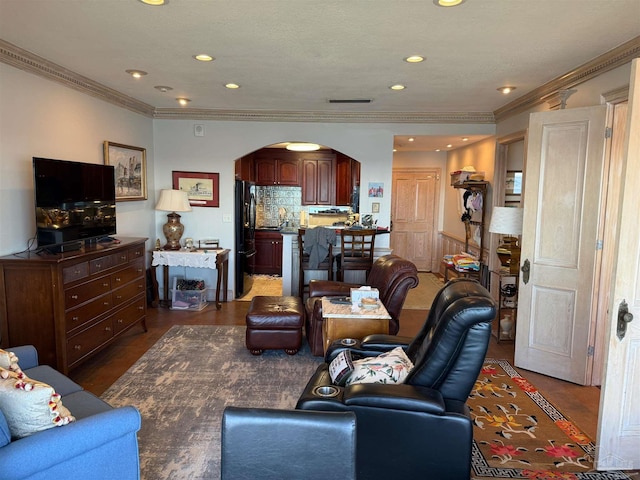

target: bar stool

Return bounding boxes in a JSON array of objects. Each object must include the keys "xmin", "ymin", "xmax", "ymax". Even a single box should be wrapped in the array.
[
  {"xmin": 335, "ymin": 228, "xmax": 376, "ymax": 282},
  {"xmin": 298, "ymin": 227, "xmax": 335, "ymax": 299}
]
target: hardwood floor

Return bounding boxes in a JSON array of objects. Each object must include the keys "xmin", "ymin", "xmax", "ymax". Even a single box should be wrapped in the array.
[{"xmin": 69, "ymin": 300, "xmax": 602, "ymax": 441}]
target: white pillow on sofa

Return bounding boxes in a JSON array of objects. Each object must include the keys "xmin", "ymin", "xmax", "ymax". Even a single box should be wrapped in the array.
[
  {"xmin": 345, "ymin": 347, "xmax": 414, "ymax": 386},
  {"xmin": 0, "ymin": 349, "xmax": 22, "ymax": 375},
  {"xmin": 0, "ymin": 367, "xmax": 75, "ymax": 439}
]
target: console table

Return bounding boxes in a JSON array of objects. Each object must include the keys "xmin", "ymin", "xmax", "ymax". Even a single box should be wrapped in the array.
[{"xmin": 151, "ymin": 249, "xmax": 229, "ymax": 310}]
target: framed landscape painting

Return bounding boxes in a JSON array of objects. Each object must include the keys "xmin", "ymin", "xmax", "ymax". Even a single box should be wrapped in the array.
[{"xmin": 104, "ymin": 141, "xmax": 147, "ymax": 201}]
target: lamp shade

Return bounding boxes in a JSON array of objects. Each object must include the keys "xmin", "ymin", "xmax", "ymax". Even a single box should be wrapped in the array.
[
  {"xmin": 489, "ymin": 207, "xmax": 523, "ymax": 235},
  {"xmin": 155, "ymin": 189, "xmax": 192, "ymax": 212}
]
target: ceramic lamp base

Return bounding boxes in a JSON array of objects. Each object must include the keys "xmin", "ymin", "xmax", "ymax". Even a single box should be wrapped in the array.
[{"xmin": 162, "ymin": 212, "xmax": 185, "ymax": 250}]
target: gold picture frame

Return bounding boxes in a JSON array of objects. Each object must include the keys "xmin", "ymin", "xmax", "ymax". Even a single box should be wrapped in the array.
[{"xmin": 103, "ymin": 141, "xmax": 147, "ymax": 201}]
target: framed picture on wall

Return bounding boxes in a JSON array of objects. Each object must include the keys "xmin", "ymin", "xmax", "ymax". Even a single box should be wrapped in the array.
[
  {"xmin": 506, "ymin": 170, "xmax": 523, "ymax": 195},
  {"xmin": 103, "ymin": 141, "xmax": 147, "ymax": 201},
  {"xmin": 172, "ymin": 171, "xmax": 220, "ymax": 207}
]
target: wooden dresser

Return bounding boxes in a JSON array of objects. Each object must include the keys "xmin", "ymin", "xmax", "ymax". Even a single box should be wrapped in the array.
[{"xmin": 0, "ymin": 237, "xmax": 148, "ymax": 374}]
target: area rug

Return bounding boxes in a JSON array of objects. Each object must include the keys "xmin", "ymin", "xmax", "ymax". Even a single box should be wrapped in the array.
[
  {"xmin": 236, "ymin": 274, "xmax": 282, "ymax": 301},
  {"xmin": 101, "ymin": 325, "xmax": 320, "ymax": 480},
  {"xmin": 470, "ymin": 359, "xmax": 631, "ymax": 479},
  {"xmin": 403, "ymin": 272, "xmax": 443, "ymax": 309}
]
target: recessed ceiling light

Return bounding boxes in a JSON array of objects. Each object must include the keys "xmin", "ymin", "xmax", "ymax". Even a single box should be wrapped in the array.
[
  {"xmin": 447, "ymin": 144, "xmax": 453, "ymax": 148},
  {"xmin": 462, "ymin": 137, "xmax": 469, "ymax": 142},
  {"xmin": 193, "ymin": 54, "xmax": 214, "ymax": 62},
  {"xmin": 498, "ymin": 86, "xmax": 516, "ymax": 94},
  {"xmin": 286, "ymin": 143, "xmax": 320, "ymax": 152},
  {"xmin": 404, "ymin": 55, "xmax": 425, "ymax": 63},
  {"xmin": 390, "ymin": 84, "xmax": 406, "ymax": 91},
  {"xmin": 225, "ymin": 83, "xmax": 241, "ymax": 89},
  {"xmin": 154, "ymin": 85, "xmax": 173, "ymax": 93},
  {"xmin": 125, "ymin": 69, "xmax": 147, "ymax": 79},
  {"xmin": 435, "ymin": 149, "xmax": 441, "ymax": 152},
  {"xmin": 408, "ymin": 138, "xmax": 415, "ymax": 142},
  {"xmin": 433, "ymin": 0, "xmax": 466, "ymax": 6},
  {"xmin": 176, "ymin": 98, "xmax": 191, "ymax": 106},
  {"xmin": 138, "ymin": 0, "xmax": 167, "ymax": 5}
]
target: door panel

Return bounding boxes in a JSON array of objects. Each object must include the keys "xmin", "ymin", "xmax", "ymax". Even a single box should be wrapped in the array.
[
  {"xmin": 515, "ymin": 105, "xmax": 607, "ymax": 384},
  {"xmin": 391, "ymin": 169, "xmax": 439, "ymax": 271}
]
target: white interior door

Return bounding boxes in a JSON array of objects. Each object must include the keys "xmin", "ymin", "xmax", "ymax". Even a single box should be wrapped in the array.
[
  {"xmin": 595, "ymin": 58, "xmax": 640, "ymax": 471},
  {"xmin": 390, "ymin": 169, "xmax": 439, "ymax": 271},
  {"xmin": 515, "ymin": 105, "xmax": 607, "ymax": 384}
]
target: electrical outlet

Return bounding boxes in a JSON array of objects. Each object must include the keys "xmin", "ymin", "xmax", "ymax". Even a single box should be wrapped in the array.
[{"xmin": 223, "ymin": 214, "xmax": 232, "ymax": 222}]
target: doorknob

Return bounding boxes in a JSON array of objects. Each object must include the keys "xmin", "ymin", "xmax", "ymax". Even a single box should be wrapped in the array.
[
  {"xmin": 617, "ymin": 300, "xmax": 634, "ymax": 340},
  {"xmin": 521, "ymin": 259, "xmax": 530, "ymax": 284}
]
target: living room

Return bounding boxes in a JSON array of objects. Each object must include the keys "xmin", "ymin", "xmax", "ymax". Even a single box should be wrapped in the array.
[{"xmin": 1, "ymin": 1, "xmax": 640, "ymax": 478}]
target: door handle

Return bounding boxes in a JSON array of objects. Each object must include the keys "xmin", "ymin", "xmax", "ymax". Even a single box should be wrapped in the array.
[
  {"xmin": 521, "ymin": 259, "xmax": 530, "ymax": 284},
  {"xmin": 617, "ymin": 300, "xmax": 634, "ymax": 340}
]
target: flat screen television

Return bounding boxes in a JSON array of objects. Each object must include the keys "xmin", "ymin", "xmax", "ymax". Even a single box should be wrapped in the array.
[{"xmin": 33, "ymin": 157, "xmax": 116, "ymax": 252}]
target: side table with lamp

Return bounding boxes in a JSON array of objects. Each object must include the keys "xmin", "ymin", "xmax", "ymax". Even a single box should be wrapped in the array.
[
  {"xmin": 155, "ymin": 189, "xmax": 192, "ymax": 250},
  {"xmin": 488, "ymin": 206, "xmax": 524, "ymax": 342}
]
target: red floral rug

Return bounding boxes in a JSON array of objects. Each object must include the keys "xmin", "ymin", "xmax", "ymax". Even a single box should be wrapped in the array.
[{"xmin": 469, "ymin": 359, "xmax": 631, "ymax": 479}]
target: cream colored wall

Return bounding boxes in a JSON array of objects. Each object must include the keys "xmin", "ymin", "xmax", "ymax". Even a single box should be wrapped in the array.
[
  {"xmin": 0, "ymin": 63, "xmax": 155, "ymax": 256},
  {"xmin": 442, "ymin": 137, "xmax": 496, "ymax": 243}
]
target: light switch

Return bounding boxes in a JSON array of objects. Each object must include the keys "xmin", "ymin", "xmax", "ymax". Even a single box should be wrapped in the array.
[{"xmin": 223, "ymin": 214, "xmax": 232, "ymax": 222}]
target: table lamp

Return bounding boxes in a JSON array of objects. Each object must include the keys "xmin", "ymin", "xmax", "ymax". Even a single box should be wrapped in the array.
[
  {"xmin": 489, "ymin": 207, "xmax": 523, "ymax": 274},
  {"xmin": 155, "ymin": 189, "xmax": 192, "ymax": 250}
]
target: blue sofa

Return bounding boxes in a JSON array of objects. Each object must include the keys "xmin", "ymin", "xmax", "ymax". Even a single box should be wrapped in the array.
[{"xmin": 0, "ymin": 346, "xmax": 141, "ymax": 480}]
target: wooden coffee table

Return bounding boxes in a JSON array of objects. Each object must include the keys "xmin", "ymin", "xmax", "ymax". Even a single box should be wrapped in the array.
[{"xmin": 321, "ymin": 297, "xmax": 391, "ymax": 354}]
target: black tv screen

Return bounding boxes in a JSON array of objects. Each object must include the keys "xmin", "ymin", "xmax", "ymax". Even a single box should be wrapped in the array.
[{"xmin": 33, "ymin": 157, "xmax": 116, "ymax": 250}]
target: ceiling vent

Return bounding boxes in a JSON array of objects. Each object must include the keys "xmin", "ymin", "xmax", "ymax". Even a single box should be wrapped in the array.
[{"xmin": 328, "ymin": 99, "xmax": 372, "ymax": 104}]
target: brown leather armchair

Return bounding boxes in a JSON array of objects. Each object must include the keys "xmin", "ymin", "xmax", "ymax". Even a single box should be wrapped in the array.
[{"xmin": 305, "ymin": 254, "xmax": 419, "ymax": 356}]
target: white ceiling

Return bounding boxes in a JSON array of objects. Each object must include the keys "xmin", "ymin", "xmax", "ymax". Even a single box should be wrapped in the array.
[{"xmin": 1, "ymin": 0, "xmax": 639, "ymax": 151}]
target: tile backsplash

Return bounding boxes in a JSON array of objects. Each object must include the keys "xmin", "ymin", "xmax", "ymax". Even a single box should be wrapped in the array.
[{"xmin": 255, "ymin": 186, "xmax": 303, "ymax": 227}]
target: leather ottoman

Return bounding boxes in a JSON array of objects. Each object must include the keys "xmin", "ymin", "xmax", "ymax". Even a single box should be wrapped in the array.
[{"xmin": 245, "ymin": 296, "xmax": 305, "ymax": 355}]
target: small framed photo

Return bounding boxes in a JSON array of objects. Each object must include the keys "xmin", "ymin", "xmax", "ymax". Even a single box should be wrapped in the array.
[
  {"xmin": 368, "ymin": 182, "xmax": 384, "ymax": 198},
  {"xmin": 172, "ymin": 171, "xmax": 220, "ymax": 207},
  {"xmin": 371, "ymin": 202, "xmax": 380, "ymax": 213},
  {"xmin": 103, "ymin": 141, "xmax": 147, "ymax": 201},
  {"xmin": 505, "ymin": 171, "xmax": 523, "ymax": 195}
]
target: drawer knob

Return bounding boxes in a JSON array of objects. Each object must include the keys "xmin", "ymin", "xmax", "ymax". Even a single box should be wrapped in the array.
[
  {"xmin": 115, "ymin": 277, "xmax": 121, "ymax": 282},
  {"xmin": 103, "ymin": 283, "xmax": 109, "ymax": 287},
  {"xmin": 96, "ymin": 263, "xmax": 101, "ymax": 268},
  {"xmin": 117, "ymin": 319, "xmax": 123, "ymax": 324},
  {"xmin": 104, "ymin": 301, "xmax": 110, "ymax": 306},
  {"xmin": 137, "ymin": 268, "xmax": 142, "ymax": 273},
  {"xmin": 74, "ymin": 345, "xmax": 82, "ymax": 350},
  {"xmin": 138, "ymin": 306, "xmax": 144, "ymax": 311},
  {"xmin": 116, "ymin": 295, "xmax": 122, "ymax": 299},
  {"xmin": 74, "ymin": 269, "xmax": 81, "ymax": 275},
  {"xmin": 71, "ymin": 294, "xmax": 78, "ymax": 300},
  {"xmin": 72, "ymin": 316, "xmax": 79, "ymax": 321},
  {"xmin": 121, "ymin": 255, "xmax": 127, "ymax": 260},
  {"xmin": 105, "ymin": 326, "xmax": 112, "ymax": 332}
]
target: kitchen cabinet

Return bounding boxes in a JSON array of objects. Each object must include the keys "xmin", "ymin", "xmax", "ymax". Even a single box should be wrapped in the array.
[
  {"xmin": 254, "ymin": 230, "xmax": 283, "ymax": 275},
  {"xmin": 254, "ymin": 152, "xmax": 300, "ymax": 186},
  {"xmin": 0, "ymin": 238, "xmax": 147, "ymax": 374},
  {"xmin": 302, "ymin": 153, "xmax": 335, "ymax": 205},
  {"xmin": 335, "ymin": 153, "xmax": 360, "ymax": 206}
]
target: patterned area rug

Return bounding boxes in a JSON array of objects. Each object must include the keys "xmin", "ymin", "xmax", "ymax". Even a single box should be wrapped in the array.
[
  {"xmin": 471, "ymin": 360, "xmax": 631, "ymax": 479},
  {"xmin": 235, "ymin": 274, "xmax": 282, "ymax": 301},
  {"xmin": 101, "ymin": 325, "xmax": 320, "ymax": 480},
  {"xmin": 403, "ymin": 272, "xmax": 443, "ymax": 309}
]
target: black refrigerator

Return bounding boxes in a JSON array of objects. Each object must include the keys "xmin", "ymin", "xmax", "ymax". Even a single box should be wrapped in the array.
[{"xmin": 234, "ymin": 180, "xmax": 256, "ymax": 297}]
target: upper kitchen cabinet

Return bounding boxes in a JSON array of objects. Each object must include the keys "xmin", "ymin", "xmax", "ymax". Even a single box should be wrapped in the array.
[
  {"xmin": 335, "ymin": 153, "xmax": 361, "ymax": 206},
  {"xmin": 235, "ymin": 154, "xmax": 254, "ymax": 181},
  {"xmin": 302, "ymin": 152, "xmax": 336, "ymax": 205},
  {"xmin": 254, "ymin": 151, "xmax": 301, "ymax": 186}
]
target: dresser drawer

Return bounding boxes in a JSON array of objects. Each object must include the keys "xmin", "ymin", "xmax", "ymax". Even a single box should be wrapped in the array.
[
  {"xmin": 66, "ymin": 317, "xmax": 114, "ymax": 366},
  {"xmin": 113, "ymin": 295, "xmax": 146, "ymax": 334},
  {"xmin": 113, "ymin": 250, "xmax": 130, "ymax": 266},
  {"xmin": 112, "ymin": 278, "xmax": 145, "ymax": 307},
  {"xmin": 128, "ymin": 245, "xmax": 145, "ymax": 262},
  {"xmin": 62, "ymin": 262, "xmax": 89, "ymax": 284},
  {"xmin": 65, "ymin": 276, "xmax": 111, "ymax": 309},
  {"xmin": 65, "ymin": 293, "xmax": 112, "ymax": 333},
  {"xmin": 89, "ymin": 254, "xmax": 116, "ymax": 275},
  {"xmin": 111, "ymin": 259, "xmax": 144, "ymax": 288}
]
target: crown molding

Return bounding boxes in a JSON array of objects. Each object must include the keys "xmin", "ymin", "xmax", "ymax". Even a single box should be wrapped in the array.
[
  {"xmin": 0, "ymin": 39, "xmax": 156, "ymax": 117},
  {"xmin": 152, "ymin": 108, "xmax": 495, "ymax": 123},
  {"xmin": 494, "ymin": 36, "xmax": 640, "ymax": 121}
]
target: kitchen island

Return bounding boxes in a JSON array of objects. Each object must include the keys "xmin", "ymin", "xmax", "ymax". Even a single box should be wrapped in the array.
[{"xmin": 279, "ymin": 227, "xmax": 392, "ymax": 296}]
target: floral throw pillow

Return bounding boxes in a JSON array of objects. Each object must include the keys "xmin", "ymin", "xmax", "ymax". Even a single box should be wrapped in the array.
[
  {"xmin": 345, "ymin": 347, "xmax": 414, "ymax": 386},
  {"xmin": 0, "ymin": 367, "xmax": 75, "ymax": 439}
]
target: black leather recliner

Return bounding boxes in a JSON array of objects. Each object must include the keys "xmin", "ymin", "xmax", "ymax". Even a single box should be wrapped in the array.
[{"xmin": 296, "ymin": 278, "xmax": 496, "ymax": 480}]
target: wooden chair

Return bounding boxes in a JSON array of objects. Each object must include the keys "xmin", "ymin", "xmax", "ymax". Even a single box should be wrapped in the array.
[
  {"xmin": 335, "ymin": 228, "xmax": 376, "ymax": 282},
  {"xmin": 298, "ymin": 228, "xmax": 335, "ymax": 299}
]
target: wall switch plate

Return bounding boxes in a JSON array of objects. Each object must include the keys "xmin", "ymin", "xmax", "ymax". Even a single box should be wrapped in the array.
[{"xmin": 223, "ymin": 214, "xmax": 232, "ymax": 222}]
